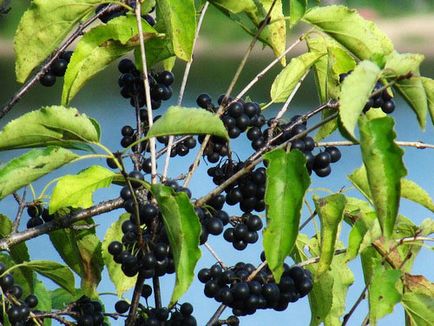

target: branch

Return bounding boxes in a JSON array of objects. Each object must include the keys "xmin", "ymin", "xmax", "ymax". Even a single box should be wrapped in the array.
[
  {"xmin": 317, "ymin": 140, "xmax": 434, "ymax": 149},
  {"xmin": 12, "ymin": 189, "xmax": 27, "ymax": 233},
  {"xmin": 0, "ymin": 198, "xmax": 123, "ymax": 251},
  {"xmin": 0, "ymin": 4, "xmax": 117, "ymax": 119},
  {"xmin": 342, "ymin": 285, "xmax": 368, "ymax": 326}
]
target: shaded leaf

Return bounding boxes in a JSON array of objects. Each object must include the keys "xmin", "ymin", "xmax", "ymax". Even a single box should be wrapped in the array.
[
  {"xmin": 33, "ymin": 280, "xmax": 52, "ymax": 326},
  {"xmin": 402, "ymin": 274, "xmax": 434, "ymax": 325},
  {"xmin": 50, "ymin": 288, "xmax": 84, "ymax": 309},
  {"xmin": 146, "ymin": 106, "xmax": 229, "ymax": 140},
  {"xmin": 314, "ymin": 194, "xmax": 346, "ymax": 277},
  {"xmin": 421, "ymin": 77, "xmax": 434, "ymax": 125},
  {"xmin": 7, "ymin": 260, "xmax": 75, "ymax": 294},
  {"xmin": 346, "ymin": 210, "xmax": 378, "ymax": 261},
  {"xmin": 151, "ymin": 184, "xmax": 201, "ymax": 306},
  {"xmin": 156, "ymin": 0, "xmax": 196, "ymax": 61},
  {"xmin": 0, "ymin": 147, "xmax": 79, "ymax": 201},
  {"xmin": 369, "ymin": 269, "xmax": 403, "ymax": 325},
  {"xmin": 102, "ymin": 214, "xmax": 137, "ymax": 297},
  {"xmin": 62, "ymin": 15, "xmax": 158, "ymax": 105},
  {"xmin": 49, "ymin": 215, "xmax": 103, "ymax": 297},
  {"xmin": 271, "ymin": 52, "xmax": 325, "ymax": 103},
  {"xmin": 0, "ymin": 253, "xmax": 34, "ymax": 296},
  {"xmin": 0, "ymin": 106, "xmax": 100, "ymax": 151},
  {"xmin": 339, "ymin": 60, "xmax": 381, "ymax": 141},
  {"xmin": 303, "ymin": 5, "xmax": 393, "ymax": 60},
  {"xmin": 263, "ymin": 149, "xmax": 310, "ymax": 282},
  {"xmin": 50, "ymin": 165, "xmax": 115, "ymax": 214},
  {"xmin": 359, "ymin": 116, "xmax": 407, "ymax": 238},
  {"xmin": 0, "ymin": 214, "xmax": 30, "ymax": 264},
  {"xmin": 289, "ymin": 0, "xmax": 306, "ymax": 28},
  {"xmin": 14, "ymin": 0, "xmax": 102, "ymax": 83}
]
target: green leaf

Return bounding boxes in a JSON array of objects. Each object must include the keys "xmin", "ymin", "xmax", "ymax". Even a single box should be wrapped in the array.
[
  {"xmin": 402, "ymin": 274, "xmax": 434, "ymax": 326},
  {"xmin": 394, "ymin": 72, "xmax": 428, "ymax": 129},
  {"xmin": 151, "ymin": 184, "xmax": 201, "ymax": 306},
  {"xmin": 421, "ymin": 77, "xmax": 434, "ymax": 125},
  {"xmin": 0, "ymin": 253, "xmax": 34, "ymax": 296},
  {"xmin": 339, "ymin": 60, "xmax": 381, "ymax": 141},
  {"xmin": 314, "ymin": 194, "xmax": 346, "ymax": 277},
  {"xmin": 0, "ymin": 147, "xmax": 79, "ymax": 201},
  {"xmin": 303, "ymin": 5, "xmax": 393, "ymax": 60},
  {"xmin": 420, "ymin": 218, "xmax": 434, "ymax": 236},
  {"xmin": 14, "ymin": 0, "xmax": 102, "ymax": 83},
  {"xmin": 270, "ymin": 52, "xmax": 325, "ymax": 103},
  {"xmin": 307, "ymin": 239, "xmax": 354, "ymax": 326},
  {"xmin": 263, "ymin": 149, "xmax": 310, "ymax": 282},
  {"xmin": 50, "ymin": 287, "xmax": 84, "ymax": 309},
  {"xmin": 359, "ymin": 116, "xmax": 407, "ymax": 238},
  {"xmin": 0, "ymin": 214, "xmax": 30, "ymax": 264},
  {"xmin": 383, "ymin": 51, "xmax": 424, "ymax": 78},
  {"xmin": 0, "ymin": 106, "xmax": 100, "ymax": 151},
  {"xmin": 350, "ymin": 165, "xmax": 434, "ymax": 212},
  {"xmin": 259, "ymin": 0, "xmax": 286, "ymax": 64},
  {"xmin": 102, "ymin": 214, "xmax": 137, "ymax": 297},
  {"xmin": 146, "ymin": 106, "xmax": 229, "ymax": 140},
  {"xmin": 49, "ymin": 216, "xmax": 103, "ymax": 296},
  {"xmin": 62, "ymin": 15, "xmax": 158, "ymax": 105},
  {"xmin": 156, "ymin": 0, "xmax": 196, "ymax": 61},
  {"xmin": 346, "ymin": 210, "xmax": 378, "ymax": 261},
  {"xmin": 50, "ymin": 165, "xmax": 115, "ymax": 214},
  {"xmin": 289, "ymin": 0, "xmax": 306, "ymax": 28},
  {"xmin": 369, "ymin": 269, "xmax": 403, "ymax": 325},
  {"xmin": 33, "ymin": 280, "xmax": 52, "ymax": 326},
  {"xmin": 290, "ymin": 233, "xmax": 310, "ymax": 263},
  {"xmin": 7, "ymin": 260, "xmax": 75, "ymax": 294}
]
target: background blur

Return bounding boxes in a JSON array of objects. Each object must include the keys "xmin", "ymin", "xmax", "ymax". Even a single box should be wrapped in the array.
[{"xmin": 1, "ymin": 1, "xmax": 433, "ymax": 325}]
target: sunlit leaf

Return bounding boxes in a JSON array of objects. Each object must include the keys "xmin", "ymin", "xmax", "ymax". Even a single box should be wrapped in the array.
[
  {"xmin": 402, "ymin": 274, "xmax": 434, "ymax": 326},
  {"xmin": 421, "ymin": 77, "xmax": 434, "ymax": 125},
  {"xmin": 263, "ymin": 149, "xmax": 310, "ymax": 282},
  {"xmin": 0, "ymin": 147, "xmax": 79, "ymax": 201},
  {"xmin": 289, "ymin": 0, "xmax": 306, "ymax": 28}
]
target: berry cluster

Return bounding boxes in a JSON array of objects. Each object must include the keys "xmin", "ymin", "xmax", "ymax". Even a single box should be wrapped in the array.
[
  {"xmin": 26, "ymin": 203, "xmax": 54, "ymax": 228},
  {"xmin": 198, "ymin": 262, "xmax": 313, "ymax": 317},
  {"xmin": 96, "ymin": 3, "xmax": 155, "ymax": 25},
  {"xmin": 39, "ymin": 51, "xmax": 72, "ymax": 87},
  {"xmin": 223, "ymin": 213, "xmax": 263, "ymax": 251},
  {"xmin": 71, "ymin": 296, "xmax": 104, "ymax": 326},
  {"xmin": 117, "ymin": 59, "xmax": 174, "ymax": 110},
  {"xmin": 195, "ymin": 207, "xmax": 230, "ymax": 244},
  {"xmin": 339, "ymin": 72, "xmax": 395, "ymax": 114},
  {"xmin": 0, "ymin": 262, "xmax": 38, "ymax": 325},
  {"xmin": 209, "ymin": 161, "xmax": 266, "ymax": 214}
]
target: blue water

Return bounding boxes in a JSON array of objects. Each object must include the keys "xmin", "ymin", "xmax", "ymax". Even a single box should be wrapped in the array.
[{"xmin": 0, "ymin": 56, "xmax": 433, "ymax": 325}]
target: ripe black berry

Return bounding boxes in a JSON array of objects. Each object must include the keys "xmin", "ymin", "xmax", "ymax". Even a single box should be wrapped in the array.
[
  {"xmin": 196, "ymin": 93, "xmax": 212, "ymax": 108},
  {"xmin": 180, "ymin": 302, "xmax": 194, "ymax": 316},
  {"xmin": 313, "ymin": 151, "xmax": 331, "ymax": 169},
  {"xmin": 118, "ymin": 59, "xmax": 136, "ymax": 74},
  {"xmin": 325, "ymin": 146, "xmax": 341, "ymax": 163},
  {"xmin": 52, "ymin": 59, "xmax": 68, "ymax": 77},
  {"xmin": 40, "ymin": 72, "xmax": 56, "ymax": 87},
  {"xmin": 157, "ymin": 71, "xmax": 174, "ymax": 86}
]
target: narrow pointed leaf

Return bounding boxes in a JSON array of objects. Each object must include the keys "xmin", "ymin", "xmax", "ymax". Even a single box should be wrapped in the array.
[
  {"xmin": 151, "ymin": 184, "xmax": 201, "ymax": 306},
  {"xmin": 394, "ymin": 72, "xmax": 428, "ymax": 129},
  {"xmin": 306, "ymin": 239, "xmax": 354, "ymax": 326},
  {"xmin": 289, "ymin": 0, "xmax": 306, "ymax": 28},
  {"xmin": 50, "ymin": 165, "xmax": 115, "ymax": 214},
  {"xmin": 0, "ymin": 147, "xmax": 79, "ymax": 201},
  {"xmin": 102, "ymin": 214, "xmax": 137, "ymax": 296},
  {"xmin": 303, "ymin": 5, "xmax": 393, "ymax": 60},
  {"xmin": 339, "ymin": 60, "xmax": 381, "ymax": 141},
  {"xmin": 314, "ymin": 194, "xmax": 346, "ymax": 277},
  {"xmin": 62, "ymin": 16, "xmax": 158, "ymax": 105},
  {"xmin": 14, "ymin": 0, "xmax": 101, "ymax": 82},
  {"xmin": 146, "ymin": 106, "xmax": 229, "ymax": 140},
  {"xmin": 349, "ymin": 165, "xmax": 434, "ymax": 213},
  {"xmin": 157, "ymin": 0, "xmax": 196, "ymax": 61},
  {"xmin": 369, "ymin": 269, "xmax": 403, "ymax": 325},
  {"xmin": 270, "ymin": 52, "xmax": 325, "ymax": 103},
  {"xmin": 263, "ymin": 149, "xmax": 310, "ymax": 283},
  {"xmin": 7, "ymin": 260, "xmax": 75, "ymax": 294},
  {"xmin": 421, "ymin": 77, "xmax": 434, "ymax": 125},
  {"xmin": 0, "ymin": 106, "xmax": 100, "ymax": 151},
  {"xmin": 359, "ymin": 116, "xmax": 407, "ymax": 238}
]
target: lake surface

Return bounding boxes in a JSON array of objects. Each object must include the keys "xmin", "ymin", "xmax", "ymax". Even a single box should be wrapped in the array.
[{"xmin": 0, "ymin": 54, "xmax": 433, "ymax": 325}]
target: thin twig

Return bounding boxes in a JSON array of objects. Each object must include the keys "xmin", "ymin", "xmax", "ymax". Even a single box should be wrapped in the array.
[
  {"xmin": 299, "ymin": 210, "xmax": 317, "ymax": 231},
  {"xmin": 0, "ymin": 4, "xmax": 116, "ymax": 119},
  {"xmin": 12, "ymin": 189, "xmax": 26, "ymax": 233},
  {"xmin": 204, "ymin": 242, "xmax": 226, "ymax": 268},
  {"xmin": 183, "ymin": 0, "xmax": 279, "ymax": 188},
  {"xmin": 0, "ymin": 198, "xmax": 123, "ymax": 251},
  {"xmin": 342, "ymin": 285, "xmax": 368, "ymax": 326},
  {"xmin": 126, "ymin": 271, "xmax": 146, "ymax": 326},
  {"xmin": 135, "ymin": 2, "xmax": 157, "ymax": 184},
  {"xmin": 162, "ymin": 1, "xmax": 210, "ymax": 181},
  {"xmin": 317, "ymin": 140, "xmax": 434, "ymax": 149},
  {"xmin": 206, "ymin": 303, "xmax": 227, "ymax": 326},
  {"xmin": 153, "ymin": 276, "xmax": 163, "ymax": 309}
]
